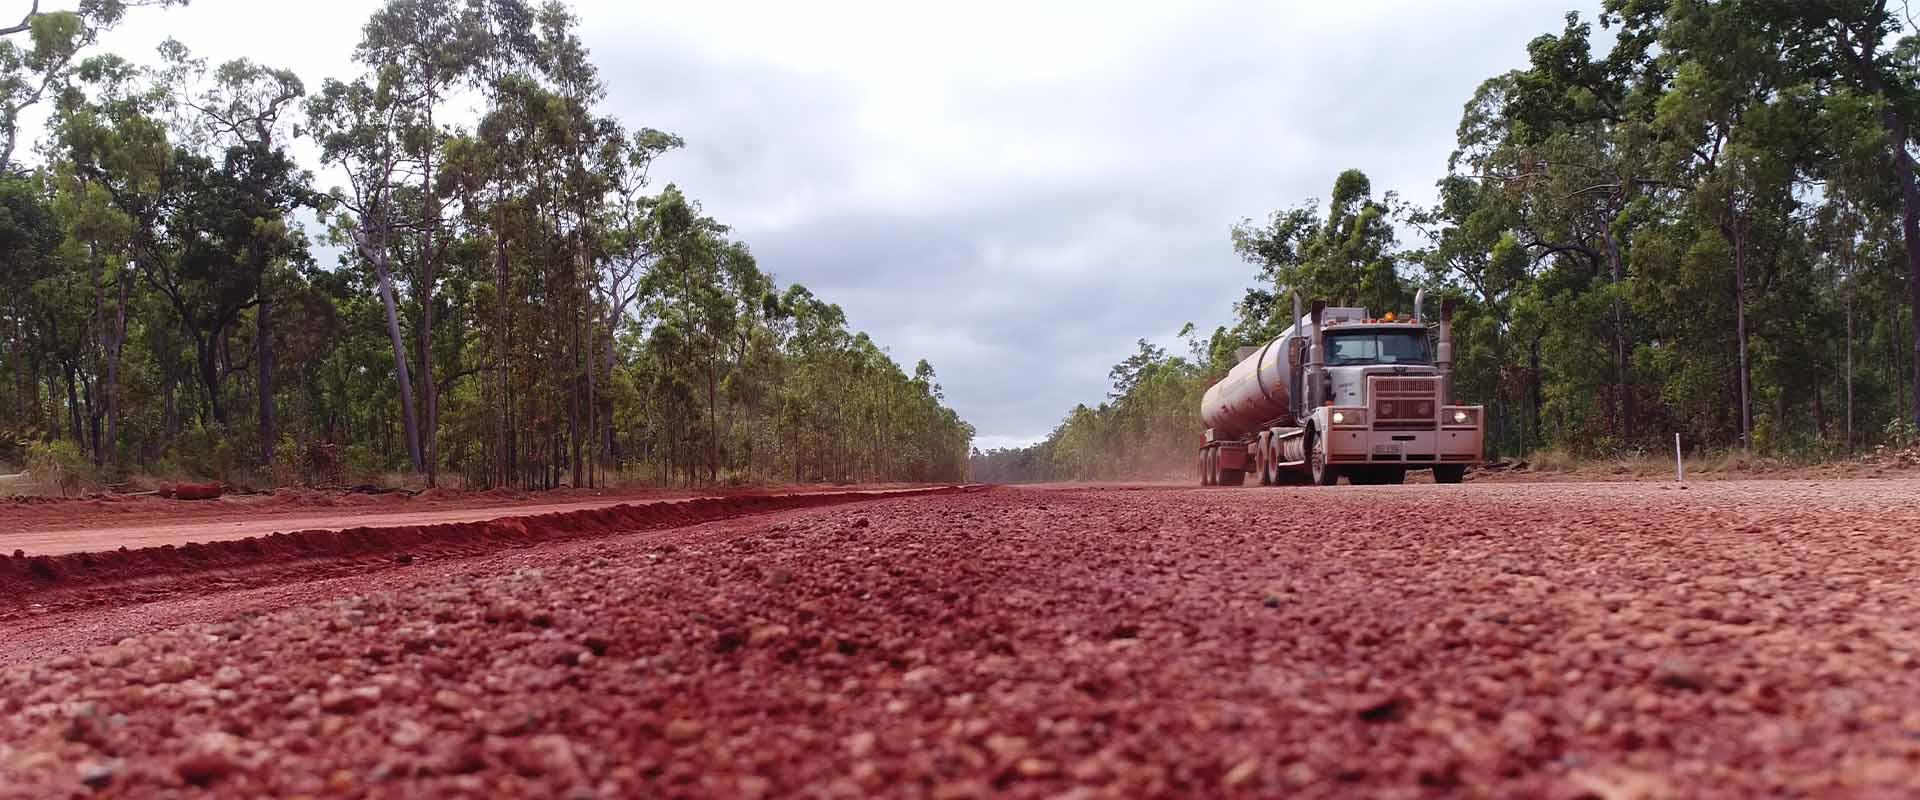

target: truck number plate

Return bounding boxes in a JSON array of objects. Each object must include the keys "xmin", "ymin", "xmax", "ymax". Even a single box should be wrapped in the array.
[{"xmin": 1372, "ymin": 444, "xmax": 1402, "ymax": 456}]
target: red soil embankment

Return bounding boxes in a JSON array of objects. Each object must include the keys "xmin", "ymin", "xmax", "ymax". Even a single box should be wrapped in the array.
[{"xmin": 0, "ymin": 487, "xmax": 977, "ymax": 609}]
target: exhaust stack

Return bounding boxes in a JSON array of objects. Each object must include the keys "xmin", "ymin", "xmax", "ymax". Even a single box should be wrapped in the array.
[
  {"xmin": 1290, "ymin": 291, "xmax": 1306, "ymax": 417},
  {"xmin": 1438, "ymin": 298, "xmax": 1456, "ymax": 404},
  {"xmin": 1309, "ymin": 300, "xmax": 1327, "ymax": 409}
]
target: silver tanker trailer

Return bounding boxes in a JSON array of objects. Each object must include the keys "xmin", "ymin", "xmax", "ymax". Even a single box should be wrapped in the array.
[{"xmin": 1198, "ymin": 291, "xmax": 1485, "ymax": 486}]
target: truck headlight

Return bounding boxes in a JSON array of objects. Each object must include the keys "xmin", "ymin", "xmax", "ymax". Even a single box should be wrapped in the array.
[
  {"xmin": 1452, "ymin": 410, "xmax": 1470, "ymax": 424},
  {"xmin": 1332, "ymin": 412, "xmax": 1347, "ymax": 425}
]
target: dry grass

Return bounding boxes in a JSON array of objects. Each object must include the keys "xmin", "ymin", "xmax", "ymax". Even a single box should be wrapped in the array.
[{"xmin": 1501, "ymin": 445, "xmax": 1918, "ymax": 482}]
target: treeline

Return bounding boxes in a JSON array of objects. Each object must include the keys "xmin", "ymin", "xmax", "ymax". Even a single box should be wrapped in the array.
[
  {"xmin": 975, "ymin": 1, "xmax": 1920, "ymax": 482},
  {"xmin": 0, "ymin": 0, "xmax": 972, "ymax": 489}
]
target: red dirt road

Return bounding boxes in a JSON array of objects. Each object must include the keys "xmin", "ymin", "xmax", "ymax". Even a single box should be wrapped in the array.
[
  {"xmin": 3, "ymin": 498, "xmax": 674, "ymax": 557},
  {"xmin": 5, "ymin": 479, "xmax": 1920, "ymax": 797},
  {"xmin": 0, "ymin": 484, "xmax": 937, "ymax": 556}
]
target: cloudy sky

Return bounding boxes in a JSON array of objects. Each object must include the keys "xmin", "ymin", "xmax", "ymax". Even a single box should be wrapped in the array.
[{"xmin": 80, "ymin": 0, "xmax": 1599, "ymax": 450}]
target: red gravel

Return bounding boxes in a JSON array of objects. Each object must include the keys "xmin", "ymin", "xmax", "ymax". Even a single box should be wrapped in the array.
[
  {"xmin": 0, "ymin": 488, "xmax": 971, "ymax": 623},
  {"xmin": 3, "ymin": 479, "xmax": 1920, "ymax": 797}
]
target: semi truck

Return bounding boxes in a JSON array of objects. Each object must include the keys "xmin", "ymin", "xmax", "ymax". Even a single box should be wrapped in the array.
[{"xmin": 1198, "ymin": 291, "xmax": 1484, "ymax": 486}]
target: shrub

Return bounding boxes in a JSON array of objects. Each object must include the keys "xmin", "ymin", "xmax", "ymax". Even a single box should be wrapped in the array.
[{"xmin": 23, "ymin": 439, "xmax": 97, "ymax": 495}]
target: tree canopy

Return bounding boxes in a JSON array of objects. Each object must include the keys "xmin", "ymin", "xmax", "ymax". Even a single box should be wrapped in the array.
[
  {"xmin": 980, "ymin": 1, "xmax": 1920, "ymax": 482},
  {"xmin": 1, "ymin": 0, "xmax": 972, "ymax": 490}
]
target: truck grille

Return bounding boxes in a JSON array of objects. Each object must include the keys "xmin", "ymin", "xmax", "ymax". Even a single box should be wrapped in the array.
[{"xmin": 1372, "ymin": 376, "xmax": 1438, "ymax": 431}]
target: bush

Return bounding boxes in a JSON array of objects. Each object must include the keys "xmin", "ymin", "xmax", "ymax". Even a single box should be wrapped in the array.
[
  {"xmin": 1886, "ymin": 418, "xmax": 1918, "ymax": 450},
  {"xmin": 167, "ymin": 423, "xmax": 238, "ymax": 480},
  {"xmin": 340, "ymin": 444, "xmax": 388, "ymax": 485},
  {"xmin": 23, "ymin": 439, "xmax": 97, "ymax": 495},
  {"xmin": 269, "ymin": 436, "xmax": 302, "ymax": 487}
]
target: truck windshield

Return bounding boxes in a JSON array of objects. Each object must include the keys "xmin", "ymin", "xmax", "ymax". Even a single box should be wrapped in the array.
[{"xmin": 1325, "ymin": 331, "xmax": 1431, "ymax": 365}]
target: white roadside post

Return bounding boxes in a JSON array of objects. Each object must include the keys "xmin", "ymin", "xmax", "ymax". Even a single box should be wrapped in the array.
[{"xmin": 1675, "ymin": 433, "xmax": 1684, "ymax": 482}]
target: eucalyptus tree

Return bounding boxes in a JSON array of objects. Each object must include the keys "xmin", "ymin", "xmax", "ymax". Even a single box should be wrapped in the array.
[
  {"xmin": 355, "ymin": 0, "xmax": 475, "ymax": 485},
  {"xmin": 0, "ymin": 0, "xmax": 185, "ymax": 169},
  {"xmin": 49, "ymin": 53, "xmax": 167, "ymax": 467},
  {"xmin": 1231, "ymin": 169, "xmax": 1406, "ymax": 347},
  {"xmin": 154, "ymin": 43, "xmax": 309, "ymax": 458},
  {"xmin": 308, "ymin": 75, "xmax": 427, "ymax": 472},
  {"xmin": 1762, "ymin": 0, "xmax": 1920, "ymax": 429}
]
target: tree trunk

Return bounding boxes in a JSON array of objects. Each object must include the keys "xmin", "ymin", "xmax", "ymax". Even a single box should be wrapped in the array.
[
  {"xmin": 196, "ymin": 336, "xmax": 226, "ymax": 426},
  {"xmin": 64, "ymin": 366, "xmax": 83, "ymax": 448},
  {"xmin": 162, "ymin": 368, "xmax": 178, "ymax": 439},
  {"xmin": 1603, "ymin": 224, "xmax": 1632, "ymax": 442},
  {"xmin": 586, "ymin": 306, "xmax": 597, "ymax": 488},
  {"xmin": 258, "ymin": 291, "xmax": 275, "ymax": 466},
  {"xmin": 366, "ymin": 232, "xmax": 424, "ymax": 473},
  {"xmin": 420, "ymin": 86, "xmax": 440, "ymax": 488},
  {"xmin": 494, "ymin": 202, "xmax": 511, "ymax": 488},
  {"xmin": 707, "ymin": 355, "xmax": 718, "ymax": 484},
  {"xmin": 104, "ymin": 268, "xmax": 129, "ymax": 470},
  {"xmin": 1733, "ymin": 219, "xmax": 1752, "ymax": 450},
  {"xmin": 1895, "ymin": 133, "xmax": 1920, "ymax": 431},
  {"xmin": 1846, "ymin": 291, "xmax": 1855, "ymax": 450}
]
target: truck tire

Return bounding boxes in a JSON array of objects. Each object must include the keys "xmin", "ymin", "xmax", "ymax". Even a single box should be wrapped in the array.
[
  {"xmin": 1308, "ymin": 428, "xmax": 1339, "ymax": 486},
  {"xmin": 1200, "ymin": 449, "xmax": 1213, "ymax": 486},
  {"xmin": 1433, "ymin": 464, "xmax": 1466, "ymax": 484}
]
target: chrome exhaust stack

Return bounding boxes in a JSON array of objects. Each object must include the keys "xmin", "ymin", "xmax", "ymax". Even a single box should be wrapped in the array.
[
  {"xmin": 1438, "ymin": 298, "xmax": 1456, "ymax": 404},
  {"xmin": 1309, "ymin": 300, "xmax": 1327, "ymax": 410}
]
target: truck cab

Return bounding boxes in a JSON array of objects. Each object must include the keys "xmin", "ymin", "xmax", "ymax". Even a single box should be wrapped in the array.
[{"xmin": 1305, "ymin": 317, "xmax": 1483, "ymax": 484}]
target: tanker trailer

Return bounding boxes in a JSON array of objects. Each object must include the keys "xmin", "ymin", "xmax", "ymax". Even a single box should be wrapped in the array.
[{"xmin": 1198, "ymin": 291, "xmax": 1485, "ymax": 486}]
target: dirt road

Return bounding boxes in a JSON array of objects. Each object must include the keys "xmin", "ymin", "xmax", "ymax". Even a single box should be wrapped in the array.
[
  {"xmin": 0, "ymin": 484, "xmax": 933, "ymax": 556},
  {"xmin": 4, "ymin": 479, "xmax": 1920, "ymax": 797}
]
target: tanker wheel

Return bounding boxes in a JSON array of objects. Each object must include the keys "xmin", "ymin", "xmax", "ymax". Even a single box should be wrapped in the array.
[
  {"xmin": 1434, "ymin": 464, "xmax": 1466, "ymax": 484},
  {"xmin": 1199, "ymin": 449, "xmax": 1212, "ymax": 486},
  {"xmin": 1308, "ymin": 428, "xmax": 1339, "ymax": 486},
  {"xmin": 1257, "ymin": 437, "xmax": 1273, "ymax": 486}
]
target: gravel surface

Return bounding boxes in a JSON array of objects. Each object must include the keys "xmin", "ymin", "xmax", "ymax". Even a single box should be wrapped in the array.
[{"xmin": 4, "ymin": 479, "xmax": 1920, "ymax": 798}]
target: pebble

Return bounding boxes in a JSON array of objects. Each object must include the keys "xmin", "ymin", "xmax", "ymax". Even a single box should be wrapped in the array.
[
  {"xmin": 664, "ymin": 718, "xmax": 703, "ymax": 744},
  {"xmin": 320, "ymin": 686, "xmax": 382, "ymax": 714},
  {"xmin": 175, "ymin": 751, "xmax": 239, "ymax": 786},
  {"xmin": 1653, "ymin": 658, "xmax": 1707, "ymax": 691}
]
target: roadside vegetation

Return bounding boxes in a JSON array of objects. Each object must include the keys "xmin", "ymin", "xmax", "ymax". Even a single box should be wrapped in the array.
[
  {"xmin": 0, "ymin": 0, "xmax": 973, "ymax": 494},
  {"xmin": 976, "ymin": 2, "xmax": 1920, "ymax": 483}
]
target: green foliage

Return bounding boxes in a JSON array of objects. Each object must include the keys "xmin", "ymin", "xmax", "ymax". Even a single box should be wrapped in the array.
[
  {"xmin": 165, "ymin": 423, "xmax": 236, "ymax": 480},
  {"xmin": 0, "ymin": 0, "xmax": 971, "ymax": 491},
  {"xmin": 23, "ymin": 438, "xmax": 95, "ymax": 494},
  {"xmin": 1229, "ymin": 169, "xmax": 1408, "ymax": 343},
  {"xmin": 1887, "ymin": 418, "xmax": 1918, "ymax": 450},
  {"xmin": 972, "ymin": 338, "xmax": 1205, "ymax": 483},
  {"xmin": 991, "ymin": 2, "xmax": 1920, "ymax": 479}
]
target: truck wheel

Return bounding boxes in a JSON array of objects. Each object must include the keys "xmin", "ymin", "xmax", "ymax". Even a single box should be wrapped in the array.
[
  {"xmin": 1257, "ymin": 437, "xmax": 1273, "ymax": 486},
  {"xmin": 1308, "ymin": 429, "xmax": 1339, "ymax": 486},
  {"xmin": 1433, "ymin": 464, "xmax": 1466, "ymax": 484},
  {"xmin": 1200, "ymin": 449, "xmax": 1213, "ymax": 486}
]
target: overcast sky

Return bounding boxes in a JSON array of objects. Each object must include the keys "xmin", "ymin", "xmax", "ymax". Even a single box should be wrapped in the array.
[{"xmin": 77, "ymin": 0, "xmax": 1599, "ymax": 450}]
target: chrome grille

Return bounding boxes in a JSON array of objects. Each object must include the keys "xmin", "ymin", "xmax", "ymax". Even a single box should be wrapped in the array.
[{"xmin": 1371, "ymin": 376, "xmax": 1437, "ymax": 430}]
